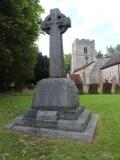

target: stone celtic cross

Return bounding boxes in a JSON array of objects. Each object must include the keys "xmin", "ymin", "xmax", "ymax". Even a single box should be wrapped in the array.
[{"xmin": 41, "ymin": 8, "xmax": 71, "ymax": 78}]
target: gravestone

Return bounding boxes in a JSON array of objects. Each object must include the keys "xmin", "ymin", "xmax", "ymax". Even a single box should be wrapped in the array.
[
  {"xmin": 102, "ymin": 82, "xmax": 112, "ymax": 94},
  {"xmin": 89, "ymin": 84, "xmax": 99, "ymax": 94},
  {"xmin": 75, "ymin": 82, "xmax": 83, "ymax": 94},
  {"xmin": 6, "ymin": 9, "xmax": 98, "ymax": 142},
  {"xmin": 115, "ymin": 84, "xmax": 120, "ymax": 93}
]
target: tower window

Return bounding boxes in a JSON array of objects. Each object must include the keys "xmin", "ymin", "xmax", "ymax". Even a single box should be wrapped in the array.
[{"xmin": 84, "ymin": 47, "xmax": 87, "ymax": 54}]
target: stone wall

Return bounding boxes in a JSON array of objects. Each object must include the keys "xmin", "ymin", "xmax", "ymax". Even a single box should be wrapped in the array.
[
  {"xmin": 101, "ymin": 64, "xmax": 119, "ymax": 83},
  {"xmin": 72, "ymin": 57, "xmax": 110, "ymax": 85},
  {"xmin": 89, "ymin": 58, "xmax": 109, "ymax": 84},
  {"xmin": 73, "ymin": 62, "xmax": 95, "ymax": 84}
]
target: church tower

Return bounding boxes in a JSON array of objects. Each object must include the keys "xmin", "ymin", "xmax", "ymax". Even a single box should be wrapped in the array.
[{"xmin": 71, "ymin": 39, "xmax": 96, "ymax": 72}]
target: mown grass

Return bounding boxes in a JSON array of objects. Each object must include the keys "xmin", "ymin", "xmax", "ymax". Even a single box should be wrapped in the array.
[{"xmin": 0, "ymin": 92, "xmax": 120, "ymax": 160}]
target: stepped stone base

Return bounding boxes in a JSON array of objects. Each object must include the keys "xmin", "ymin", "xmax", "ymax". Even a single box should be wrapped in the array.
[
  {"xmin": 5, "ymin": 114, "xmax": 98, "ymax": 142},
  {"xmin": 5, "ymin": 107, "xmax": 98, "ymax": 142},
  {"xmin": 5, "ymin": 78, "xmax": 98, "ymax": 142}
]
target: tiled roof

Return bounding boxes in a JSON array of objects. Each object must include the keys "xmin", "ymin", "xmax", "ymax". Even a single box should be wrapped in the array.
[
  {"xmin": 69, "ymin": 74, "xmax": 81, "ymax": 82},
  {"xmin": 101, "ymin": 52, "xmax": 120, "ymax": 69}
]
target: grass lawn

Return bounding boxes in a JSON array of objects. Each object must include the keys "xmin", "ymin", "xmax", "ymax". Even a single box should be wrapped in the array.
[{"xmin": 0, "ymin": 92, "xmax": 120, "ymax": 160}]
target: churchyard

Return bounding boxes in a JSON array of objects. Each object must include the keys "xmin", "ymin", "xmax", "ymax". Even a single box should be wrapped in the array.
[
  {"xmin": 5, "ymin": 9, "xmax": 98, "ymax": 142},
  {"xmin": 0, "ymin": 2, "xmax": 120, "ymax": 160},
  {"xmin": 0, "ymin": 92, "xmax": 120, "ymax": 160}
]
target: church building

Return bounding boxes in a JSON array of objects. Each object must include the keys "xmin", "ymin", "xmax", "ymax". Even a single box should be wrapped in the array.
[
  {"xmin": 71, "ymin": 39, "xmax": 97, "ymax": 73},
  {"xmin": 71, "ymin": 39, "xmax": 109, "ymax": 84}
]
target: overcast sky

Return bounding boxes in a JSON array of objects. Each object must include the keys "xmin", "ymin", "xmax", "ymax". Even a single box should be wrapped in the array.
[{"xmin": 36, "ymin": 0, "xmax": 120, "ymax": 56}]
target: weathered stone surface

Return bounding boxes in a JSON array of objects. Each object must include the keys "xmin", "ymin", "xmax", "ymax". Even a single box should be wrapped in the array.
[
  {"xmin": 58, "ymin": 106, "xmax": 84, "ymax": 120},
  {"xmin": 57, "ymin": 109, "xmax": 91, "ymax": 131},
  {"xmin": 32, "ymin": 78, "xmax": 79, "ymax": 109},
  {"xmin": 6, "ymin": 114, "xmax": 98, "ymax": 142},
  {"xmin": 14, "ymin": 115, "xmax": 57, "ymax": 129},
  {"xmin": 24, "ymin": 109, "xmax": 37, "ymax": 119},
  {"xmin": 36, "ymin": 110, "xmax": 57, "ymax": 121},
  {"xmin": 41, "ymin": 8, "xmax": 71, "ymax": 78},
  {"xmin": 90, "ymin": 58, "xmax": 110, "ymax": 84}
]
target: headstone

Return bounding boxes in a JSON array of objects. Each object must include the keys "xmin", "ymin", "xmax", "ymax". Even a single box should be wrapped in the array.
[
  {"xmin": 115, "ymin": 84, "xmax": 120, "ymax": 93},
  {"xmin": 6, "ymin": 9, "xmax": 98, "ymax": 142},
  {"xmin": 88, "ymin": 84, "xmax": 98, "ymax": 94},
  {"xmin": 102, "ymin": 82, "xmax": 112, "ymax": 94},
  {"xmin": 75, "ymin": 82, "xmax": 83, "ymax": 94}
]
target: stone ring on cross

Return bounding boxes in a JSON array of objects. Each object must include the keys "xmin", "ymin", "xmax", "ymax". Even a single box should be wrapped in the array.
[{"xmin": 41, "ymin": 9, "xmax": 71, "ymax": 35}]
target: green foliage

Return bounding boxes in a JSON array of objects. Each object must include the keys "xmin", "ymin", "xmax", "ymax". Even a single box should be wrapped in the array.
[
  {"xmin": 96, "ymin": 50, "xmax": 103, "ymax": 58},
  {"xmin": 0, "ymin": 94, "xmax": 120, "ymax": 159},
  {"xmin": 64, "ymin": 53, "xmax": 71, "ymax": 76},
  {"xmin": 105, "ymin": 45, "xmax": 115, "ymax": 57},
  {"xmin": 34, "ymin": 52, "xmax": 49, "ymax": 83},
  {"xmin": 115, "ymin": 44, "xmax": 120, "ymax": 53},
  {"xmin": 105, "ymin": 44, "xmax": 120, "ymax": 57},
  {"xmin": 0, "ymin": 0, "xmax": 44, "ymax": 91}
]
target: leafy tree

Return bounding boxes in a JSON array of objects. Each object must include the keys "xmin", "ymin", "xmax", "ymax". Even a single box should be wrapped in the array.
[
  {"xmin": 34, "ymin": 52, "xmax": 49, "ymax": 83},
  {"xmin": 0, "ymin": 0, "xmax": 44, "ymax": 91},
  {"xmin": 115, "ymin": 44, "xmax": 120, "ymax": 52},
  {"xmin": 64, "ymin": 54, "xmax": 71, "ymax": 76},
  {"xmin": 105, "ymin": 44, "xmax": 120, "ymax": 57},
  {"xmin": 96, "ymin": 50, "xmax": 103, "ymax": 58},
  {"xmin": 105, "ymin": 45, "xmax": 115, "ymax": 57}
]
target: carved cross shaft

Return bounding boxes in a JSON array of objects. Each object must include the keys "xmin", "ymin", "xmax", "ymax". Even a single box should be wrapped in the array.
[{"xmin": 41, "ymin": 9, "xmax": 71, "ymax": 78}]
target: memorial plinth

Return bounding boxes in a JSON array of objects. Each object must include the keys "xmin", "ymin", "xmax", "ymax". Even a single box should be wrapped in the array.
[{"xmin": 6, "ymin": 9, "xmax": 98, "ymax": 142}]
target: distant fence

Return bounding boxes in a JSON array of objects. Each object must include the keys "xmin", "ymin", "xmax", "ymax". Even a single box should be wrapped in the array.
[{"xmin": 75, "ymin": 82, "xmax": 120, "ymax": 94}]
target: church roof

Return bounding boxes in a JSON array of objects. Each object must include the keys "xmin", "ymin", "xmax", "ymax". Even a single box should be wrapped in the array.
[
  {"xmin": 69, "ymin": 74, "xmax": 81, "ymax": 82},
  {"xmin": 101, "ymin": 52, "xmax": 120, "ymax": 69},
  {"xmin": 73, "ymin": 61, "xmax": 95, "ymax": 72}
]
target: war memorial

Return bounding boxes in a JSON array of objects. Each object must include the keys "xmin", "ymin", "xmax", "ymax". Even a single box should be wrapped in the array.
[{"xmin": 6, "ymin": 9, "xmax": 98, "ymax": 142}]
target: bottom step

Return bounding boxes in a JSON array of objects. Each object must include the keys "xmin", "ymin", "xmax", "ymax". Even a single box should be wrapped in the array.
[
  {"xmin": 57, "ymin": 109, "xmax": 91, "ymax": 131},
  {"xmin": 5, "ymin": 114, "xmax": 98, "ymax": 143}
]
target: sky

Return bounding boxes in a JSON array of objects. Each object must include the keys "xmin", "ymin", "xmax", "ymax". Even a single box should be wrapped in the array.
[{"xmin": 36, "ymin": 0, "xmax": 120, "ymax": 56}]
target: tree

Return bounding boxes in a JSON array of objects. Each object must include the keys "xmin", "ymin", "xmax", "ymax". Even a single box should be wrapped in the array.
[
  {"xmin": 34, "ymin": 53, "xmax": 49, "ymax": 83},
  {"xmin": 105, "ymin": 45, "xmax": 115, "ymax": 57},
  {"xmin": 105, "ymin": 44, "xmax": 120, "ymax": 57},
  {"xmin": 96, "ymin": 50, "xmax": 103, "ymax": 58},
  {"xmin": 0, "ymin": 0, "xmax": 44, "ymax": 91},
  {"xmin": 115, "ymin": 44, "xmax": 120, "ymax": 52},
  {"xmin": 64, "ymin": 54, "xmax": 71, "ymax": 76}
]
